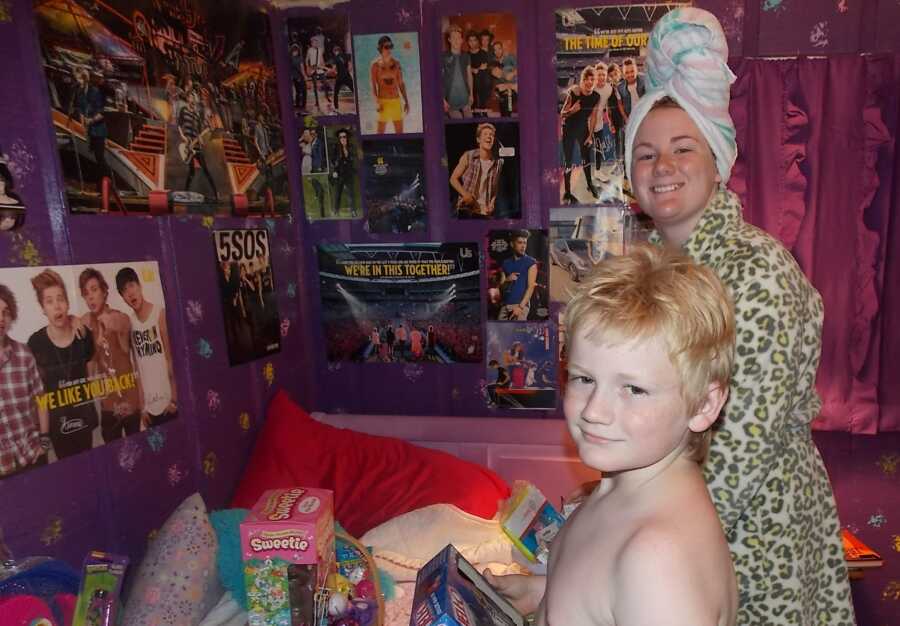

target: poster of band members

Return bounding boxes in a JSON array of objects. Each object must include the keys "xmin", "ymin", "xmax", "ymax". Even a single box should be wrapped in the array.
[
  {"xmin": 486, "ymin": 229, "xmax": 549, "ymax": 322},
  {"xmin": 440, "ymin": 13, "xmax": 518, "ymax": 119},
  {"xmin": 549, "ymin": 204, "xmax": 627, "ymax": 303},
  {"xmin": 485, "ymin": 323, "xmax": 556, "ymax": 410},
  {"xmin": 317, "ymin": 242, "xmax": 482, "ymax": 364},
  {"xmin": 213, "ymin": 229, "xmax": 281, "ymax": 366},
  {"xmin": 301, "ymin": 121, "xmax": 361, "ymax": 221},
  {"xmin": 0, "ymin": 149, "xmax": 25, "ymax": 231},
  {"xmin": 353, "ymin": 32, "xmax": 423, "ymax": 136},
  {"xmin": 33, "ymin": 0, "xmax": 289, "ymax": 216},
  {"xmin": 555, "ymin": 3, "xmax": 687, "ymax": 206},
  {"xmin": 0, "ymin": 261, "xmax": 177, "ymax": 479},
  {"xmin": 286, "ymin": 14, "xmax": 355, "ymax": 116},
  {"xmin": 363, "ymin": 138, "xmax": 426, "ymax": 234},
  {"xmin": 446, "ymin": 121, "xmax": 520, "ymax": 219}
]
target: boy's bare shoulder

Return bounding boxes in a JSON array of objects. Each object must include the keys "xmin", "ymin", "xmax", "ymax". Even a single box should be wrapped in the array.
[{"xmin": 611, "ymin": 520, "xmax": 731, "ymax": 626}]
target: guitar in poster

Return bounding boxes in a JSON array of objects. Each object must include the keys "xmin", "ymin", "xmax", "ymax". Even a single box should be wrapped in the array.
[
  {"xmin": 33, "ymin": 0, "xmax": 289, "ymax": 216},
  {"xmin": 213, "ymin": 229, "xmax": 281, "ymax": 366}
]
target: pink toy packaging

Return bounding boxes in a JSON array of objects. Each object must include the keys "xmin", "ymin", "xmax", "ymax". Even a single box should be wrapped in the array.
[{"xmin": 241, "ymin": 487, "xmax": 335, "ymax": 626}]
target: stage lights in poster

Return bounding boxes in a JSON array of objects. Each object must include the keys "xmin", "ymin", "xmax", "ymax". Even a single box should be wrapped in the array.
[
  {"xmin": 548, "ymin": 205, "xmax": 627, "ymax": 304},
  {"xmin": 286, "ymin": 14, "xmax": 356, "ymax": 117},
  {"xmin": 213, "ymin": 229, "xmax": 281, "ymax": 366},
  {"xmin": 317, "ymin": 242, "xmax": 481, "ymax": 364},
  {"xmin": 446, "ymin": 121, "xmax": 520, "ymax": 220},
  {"xmin": 555, "ymin": 3, "xmax": 686, "ymax": 206},
  {"xmin": 33, "ymin": 0, "xmax": 290, "ymax": 216},
  {"xmin": 485, "ymin": 323, "xmax": 556, "ymax": 410},
  {"xmin": 486, "ymin": 229, "xmax": 549, "ymax": 322},
  {"xmin": 300, "ymin": 122, "xmax": 362, "ymax": 221},
  {"xmin": 0, "ymin": 261, "xmax": 176, "ymax": 479},
  {"xmin": 353, "ymin": 32, "xmax": 423, "ymax": 135},
  {"xmin": 363, "ymin": 138, "xmax": 426, "ymax": 234},
  {"xmin": 440, "ymin": 13, "xmax": 518, "ymax": 119}
]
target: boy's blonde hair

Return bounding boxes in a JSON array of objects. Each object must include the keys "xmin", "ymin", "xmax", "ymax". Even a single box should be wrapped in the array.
[{"xmin": 563, "ymin": 244, "xmax": 735, "ymax": 463}]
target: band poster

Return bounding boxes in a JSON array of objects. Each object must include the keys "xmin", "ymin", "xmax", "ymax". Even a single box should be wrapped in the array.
[
  {"xmin": 555, "ymin": 3, "xmax": 687, "ymax": 205},
  {"xmin": 300, "ymin": 121, "xmax": 362, "ymax": 221},
  {"xmin": 446, "ymin": 120, "xmax": 520, "ymax": 220},
  {"xmin": 33, "ymin": 0, "xmax": 289, "ymax": 216},
  {"xmin": 286, "ymin": 14, "xmax": 355, "ymax": 117},
  {"xmin": 0, "ymin": 261, "xmax": 177, "ymax": 479},
  {"xmin": 486, "ymin": 229, "xmax": 549, "ymax": 322},
  {"xmin": 213, "ymin": 229, "xmax": 281, "ymax": 366},
  {"xmin": 353, "ymin": 32, "xmax": 423, "ymax": 135},
  {"xmin": 0, "ymin": 146, "xmax": 25, "ymax": 231},
  {"xmin": 363, "ymin": 138, "xmax": 426, "ymax": 234},
  {"xmin": 549, "ymin": 205, "xmax": 627, "ymax": 303},
  {"xmin": 440, "ymin": 12, "xmax": 518, "ymax": 119},
  {"xmin": 317, "ymin": 242, "xmax": 482, "ymax": 364},
  {"xmin": 485, "ymin": 323, "xmax": 556, "ymax": 410}
]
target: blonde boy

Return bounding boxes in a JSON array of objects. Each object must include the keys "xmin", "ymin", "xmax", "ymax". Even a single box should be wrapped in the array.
[{"xmin": 489, "ymin": 245, "xmax": 737, "ymax": 625}]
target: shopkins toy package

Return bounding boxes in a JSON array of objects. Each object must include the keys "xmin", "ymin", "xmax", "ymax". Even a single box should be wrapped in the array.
[
  {"xmin": 410, "ymin": 543, "xmax": 524, "ymax": 626},
  {"xmin": 499, "ymin": 481, "xmax": 566, "ymax": 564},
  {"xmin": 241, "ymin": 487, "xmax": 335, "ymax": 626}
]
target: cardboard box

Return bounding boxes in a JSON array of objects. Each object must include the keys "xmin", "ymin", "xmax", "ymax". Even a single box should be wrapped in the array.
[
  {"xmin": 410, "ymin": 544, "xmax": 525, "ymax": 626},
  {"xmin": 241, "ymin": 487, "xmax": 334, "ymax": 626},
  {"xmin": 500, "ymin": 482, "xmax": 565, "ymax": 564}
]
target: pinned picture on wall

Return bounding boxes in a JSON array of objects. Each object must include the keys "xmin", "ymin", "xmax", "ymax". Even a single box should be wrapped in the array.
[
  {"xmin": 486, "ymin": 229, "xmax": 549, "ymax": 322},
  {"xmin": 446, "ymin": 120, "xmax": 520, "ymax": 219},
  {"xmin": 300, "ymin": 120, "xmax": 361, "ymax": 221},
  {"xmin": 555, "ymin": 3, "xmax": 687, "ymax": 206},
  {"xmin": 441, "ymin": 12, "xmax": 518, "ymax": 119},
  {"xmin": 213, "ymin": 229, "xmax": 281, "ymax": 366},
  {"xmin": 353, "ymin": 32, "xmax": 423, "ymax": 135},
  {"xmin": 0, "ymin": 149, "xmax": 25, "ymax": 231},
  {"xmin": 485, "ymin": 323, "xmax": 556, "ymax": 410},
  {"xmin": 0, "ymin": 261, "xmax": 177, "ymax": 479},
  {"xmin": 549, "ymin": 204, "xmax": 627, "ymax": 303},
  {"xmin": 363, "ymin": 138, "xmax": 426, "ymax": 234},
  {"xmin": 317, "ymin": 242, "xmax": 482, "ymax": 364},
  {"xmin": 33, "ymin": 0, "xmax": 289, "ymax": 216},
  {"xmin": 286, "ymin": 14, "xmax": 355, "ymax": 116}
]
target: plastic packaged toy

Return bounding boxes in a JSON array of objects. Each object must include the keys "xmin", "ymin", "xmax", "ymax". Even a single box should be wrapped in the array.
[{"xmin": 71, "ymin": 551, "xmax": 129, "ymax": 626}]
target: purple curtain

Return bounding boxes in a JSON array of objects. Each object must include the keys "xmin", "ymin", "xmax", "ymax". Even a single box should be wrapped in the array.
[{"xmin": 727, "ymin": 53, "xmax": 899, "ymax": 433}]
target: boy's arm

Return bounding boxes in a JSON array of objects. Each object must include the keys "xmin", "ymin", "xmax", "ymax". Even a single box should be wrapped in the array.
[
  {"xmin": 614, "ymin": 528, "xmax": 714, "ymax": 626},
  {"xmin": 158, "ymin": 308, "xmax": 177, "ymax": 408}
]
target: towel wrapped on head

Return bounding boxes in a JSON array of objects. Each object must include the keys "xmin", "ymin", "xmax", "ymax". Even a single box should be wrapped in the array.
[{"xmin": 624, "ymin": 7, "xmax": 737, "ymax": 183}]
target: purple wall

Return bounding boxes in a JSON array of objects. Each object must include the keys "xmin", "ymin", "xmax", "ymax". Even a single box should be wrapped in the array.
[{"xmin": 0, "ymin": 0, "xmax": 898, "ymax": 619}]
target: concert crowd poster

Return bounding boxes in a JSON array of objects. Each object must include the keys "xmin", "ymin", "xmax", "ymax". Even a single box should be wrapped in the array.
[
  {"xmin": 0, "ymin": 261, "xmax": 176, "ymax": 478},
  {"xmin": 300, "ymin": 121, "xmax": 362, "ymax": 221},
  {"xmin": 362, "ymin": 137, "xmax": 426, "ymax": 234},
  {"xmin": 440, "ymin": 12, "xmax": 518, "ymax": 120},
  {"xmin": 286, "ymin": 13, "xmax": 355, "ymax": 117},
  {"xmin": 353, "ymin": 32, "xmax": 423, "ymax": 136},
  {"xmin": 0, "ymin": 144, "xmax": 26, "ymax": 231},
  {"xmin": 317, "ymin": 242, "xmax": 482, "ymax": 364},
  {"xmin": 485, "ymin": 322, "xmax": 556, "ymax": 410},
  {"xmin": 33, "ymin": 0, "xmax": 289, "ymax": 216},
  {"xmin": 486, "ymin": 229, "xmax": 549, "ymax": 322},
  {"xmin": 213, "ymin": 229, "xmax": 281, "ymax": 366},
  {"xmin": 446, "ymin": 120, "xmax": 520, "ymax": 220},
  {"xmin": 555, "ymin": 3, "xmax": 688, "ymax": 206}
]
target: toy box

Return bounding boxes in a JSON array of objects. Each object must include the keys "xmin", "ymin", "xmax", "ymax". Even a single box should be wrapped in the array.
[
  {"xmin": 499, "ymin": 482, "xmax": 566, "ymax": 564},
  {"xmin": 241, "ymin": 487, "xmax": 335, "ymax": 626},
  {"xmin": 410, "ymin": 544, "xmax": 524, "ymax": 626}
]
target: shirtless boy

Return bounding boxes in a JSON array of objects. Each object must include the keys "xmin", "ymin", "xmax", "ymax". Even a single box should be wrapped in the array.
[{"xmin": 488, "ymin": 245, "xmax": 737, "ymax": 626}]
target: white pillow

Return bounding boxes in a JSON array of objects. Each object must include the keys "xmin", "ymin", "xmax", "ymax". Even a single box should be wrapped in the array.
[{"xmin": 361, "ymin": 504, "xmax": 526, "ymax": 581}]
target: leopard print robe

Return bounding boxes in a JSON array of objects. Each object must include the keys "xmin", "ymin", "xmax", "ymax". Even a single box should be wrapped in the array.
[{"xmin": 660, "ymin": 190, "xmax": 856, "ymax": 625}]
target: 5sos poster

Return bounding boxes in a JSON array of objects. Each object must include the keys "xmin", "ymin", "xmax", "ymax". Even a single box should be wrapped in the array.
[{"xmin": 213, "ymin": 229, "xmax": 281, "ymax": 365}]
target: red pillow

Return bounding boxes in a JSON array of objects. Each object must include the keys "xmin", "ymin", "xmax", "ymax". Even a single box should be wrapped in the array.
[{"xmin": 231, "ymin": 391, "xmax": 511, "ymax": 537}]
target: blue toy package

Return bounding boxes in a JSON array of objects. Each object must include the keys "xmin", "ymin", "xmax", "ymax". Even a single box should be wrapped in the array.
[{"xmin": 410, "ymin": 544, "xmax": 524, "ymax": 626}]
